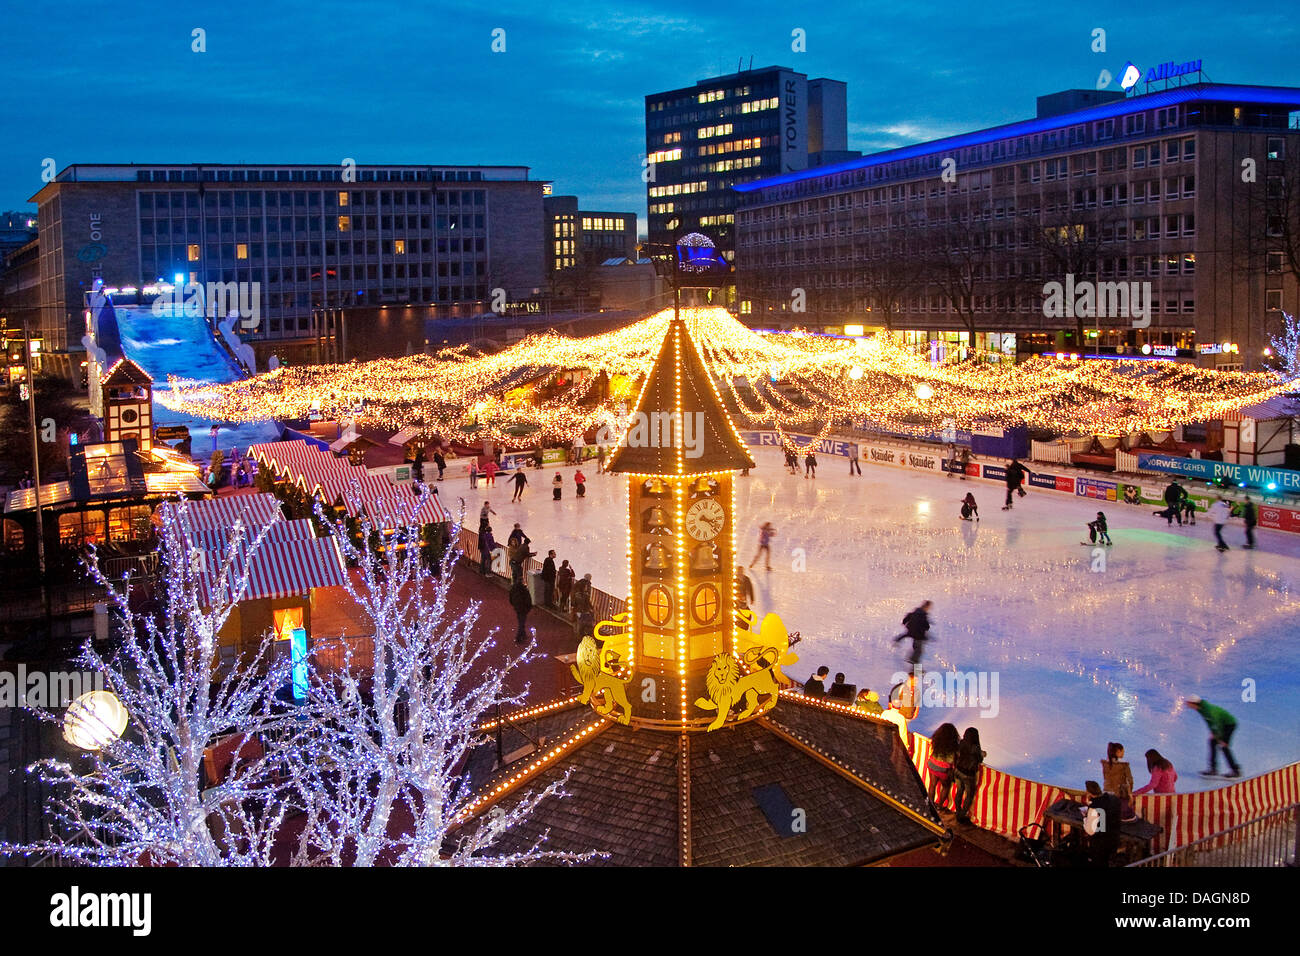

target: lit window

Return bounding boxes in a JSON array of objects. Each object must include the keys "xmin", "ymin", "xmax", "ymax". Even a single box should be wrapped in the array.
[
  {"xmin": 394, "ymin": 240, "xmax": 405, "ymax": 254},
  {"xmin": 236, "ymin": 243, "xmax": 248, "ymax": 260},
  {"xmin": 187, "ymin": 244, "xmax": 200, "ymax": 261},
  {"xmin": 338, "ymin": 215, "xmax": 350, "ymax": 231},
  {"xmin": 338, "ymin": 192, "xmax": 349, "ymax": 206}
]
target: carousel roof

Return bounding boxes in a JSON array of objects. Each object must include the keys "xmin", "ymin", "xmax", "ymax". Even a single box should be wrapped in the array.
[{"xmin": 453, "ymin": 694, "xmax": 944, "ymax": 867}]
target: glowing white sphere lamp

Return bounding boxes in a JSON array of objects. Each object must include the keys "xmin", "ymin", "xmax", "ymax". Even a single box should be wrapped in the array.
[
  {"xmin": 63, "ymin": 690, "xmax": 129, "ymax": 751},
  {"xmin": 849, "ymin": 366, "xmax": 863, "ymax": 380},
  {"xmin": 914, "ymin": 382, "xmax": 934, "ymax": 400}
]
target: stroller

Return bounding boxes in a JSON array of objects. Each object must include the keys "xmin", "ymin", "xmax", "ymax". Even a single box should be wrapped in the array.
[{"xmin": 1016, "ymin": 822, "xmax": 1055, "ymax": 867}]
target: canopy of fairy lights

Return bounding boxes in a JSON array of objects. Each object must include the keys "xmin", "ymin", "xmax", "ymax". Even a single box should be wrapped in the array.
[{"xmin": 161, "ymin": 307, "xmax": 1298, "ymax": 445}]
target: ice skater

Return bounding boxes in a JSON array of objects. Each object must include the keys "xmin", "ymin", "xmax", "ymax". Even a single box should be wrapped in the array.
[
  {"xmin": 1087, "ymin": 511, "xmax": 1112, "ymax": 546},
  {"xmin": 1186, "ymin": 696, "xmax": 1241, "ymax": 778},
  {"xmin": 894, "ymin": 600, "xmax": 932, "ymax": 666},
  {"xmin": 946, "ymin": 442, "xmax": 959, "ymax": 479},
  {"xmin": 469, "ymin": 459, "xmax": 479, "ymax": 489},
  {"xmin": 1153, "ymin": 480, "xmax": 1185, "ymax": 526},
  {"xmin": 478, "ymin": 500, "xmax": 496, "ymax": 533},
  {"xmin": 749, "ymin": 521, "xmax": 776, "ymax": 571},
  {"xmin": 804, "ymin": 451, "xmax": 817, "ymax": 478},
  {"xmin": 1002, "ymin": 458, "xmax": 1032, "ymax": 509},
  {"xmin": 575, "ymin": 469, "xmax": 586, "ymax": 498},
  {"xmin": 1181, "ymin": 494, "xmax": 1197, "ymax": 526},
  {"xmin": 552, "ymin": 472, "xmax": 563, "ymax": 500},
  {"xmin": 510, "ymin": 468, "xmax": 529, "ymax": 502},
  {"xmin": 1241, "ymin": 496, "xmax": 1257, "ymax": 549},
  {"xmin": 1208, "ymin": 497, "xmax": 1231, "ymax": 551},
  {"xmin": 959, "ymin": 446, "xmax": 971, "ymax": 480},
  {"xmin": 849, "ymin": 445, "xmax": 861, "ymax": 476},
  {"xmin": 784, "ymin": 447, "xmax": 799, "ymax": 475},
  {"xmin": 959, "ymin": 492, "xmax": 979, "ymax": 521}
]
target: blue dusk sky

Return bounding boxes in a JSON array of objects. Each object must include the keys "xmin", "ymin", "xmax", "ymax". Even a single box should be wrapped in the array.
[{"xmin": 1, "ymin": 0, "xmax": 1298, "ymax": 228}]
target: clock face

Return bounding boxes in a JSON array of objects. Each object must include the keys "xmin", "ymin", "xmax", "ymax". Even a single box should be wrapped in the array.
[{"xmin": 685, "ymin": 498, "xmax": 725, "ymax": 541}]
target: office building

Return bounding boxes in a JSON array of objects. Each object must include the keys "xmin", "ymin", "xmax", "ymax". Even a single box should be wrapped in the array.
[
  {"xmin": 543, "ymin": 195, "xmax": 637, "ymax": 275},
  {"xmin": 645, "ymin": 67, "xmax": 848, "ymax": 260},
  {"xmin": 735, "ymin": 83, "xmax": 1300, "ymax": 369},
  {"xmin": 28, "ymin": 163, "xmax": 547, "ymax": 355}
]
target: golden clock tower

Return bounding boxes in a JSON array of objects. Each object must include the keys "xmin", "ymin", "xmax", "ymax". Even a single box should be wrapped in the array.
[{"xmin": 605, "ymin": 313, "xmax": 764, "ymax": 729}]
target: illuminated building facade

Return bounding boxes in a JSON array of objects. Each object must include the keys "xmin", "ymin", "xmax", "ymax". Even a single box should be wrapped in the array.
[
  {"xmin": 542, "ymin": 195, "xmax": 637, "ymax": 275},
  {"xmin": 735, "ymin": 83, "xmax": 1300, "ymax": 369},
  {"xmin": 646, "ymin": 67, "xmax": 849, "ymax": 261}
]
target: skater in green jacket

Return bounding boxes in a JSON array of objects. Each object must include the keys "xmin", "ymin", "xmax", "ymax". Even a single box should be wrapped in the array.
[{"xmin": 1187, "ymin": 696, "xmax": 1241, "ymax": 778}]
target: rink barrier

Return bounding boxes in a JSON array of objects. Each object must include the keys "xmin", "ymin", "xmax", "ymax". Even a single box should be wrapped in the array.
[
  {"xmin": 911, "ymin": 733, "xmax": 1300, "ymax": 852},
  {"xmin": 738, "ymin": 430, "xmax": 1300, "ymax": 536}
]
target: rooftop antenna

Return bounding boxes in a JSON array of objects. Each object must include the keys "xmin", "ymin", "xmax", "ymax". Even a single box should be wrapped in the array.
[
  {"xmin": 738, "ymin": 57, "xmax": 743, "ymax": 73},
  {"xmin": 749, "ymin": 55, "xmax": 753, "ymax": 71}
]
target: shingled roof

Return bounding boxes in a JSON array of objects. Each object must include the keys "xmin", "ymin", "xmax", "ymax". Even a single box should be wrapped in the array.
[
  {"xmin": 606, "ymin": 317, "xmax": 755, "ymax": 476},
  {"xmin": 455, "ymin": 695, "xmax": 945, "ymax": 866}
]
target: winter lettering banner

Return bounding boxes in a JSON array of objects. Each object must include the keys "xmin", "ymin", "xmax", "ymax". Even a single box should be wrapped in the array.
[{"xmin": 1137, "ymin": 453, "xmax": 1300, "ymax": 493}]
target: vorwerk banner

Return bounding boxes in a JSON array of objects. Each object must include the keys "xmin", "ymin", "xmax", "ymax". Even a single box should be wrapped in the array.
[{"xmin": 1137, "ymin": 454, "xmax": 1300, "ymax": 493}]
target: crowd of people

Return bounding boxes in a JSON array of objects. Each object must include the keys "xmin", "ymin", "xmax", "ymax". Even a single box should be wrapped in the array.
[
  {"xmin": 476, "ymin": 500, "xmax": 600, "ymax": 645},
  {"xmin": 1153, "ymin": 478, "xmax": 1259, "ymax": 552}
]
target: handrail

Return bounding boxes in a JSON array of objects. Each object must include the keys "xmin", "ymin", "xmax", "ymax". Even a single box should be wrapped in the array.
[{"xmin": 1126, "ymin": 802, "xmax": 1299, "ymax": 867}]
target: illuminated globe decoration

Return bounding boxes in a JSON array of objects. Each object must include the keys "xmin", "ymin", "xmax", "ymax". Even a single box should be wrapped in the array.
[
  {"xmin": 675, "ymin": 232, "xmax": 730, "ymax": 275},
  {"xmin": 63, "ymin": 689, "xmax": 129, "ymax": 751},
  {"xmin": 915, "ymin": 382, "xmax": 934, "ymax": 400}
]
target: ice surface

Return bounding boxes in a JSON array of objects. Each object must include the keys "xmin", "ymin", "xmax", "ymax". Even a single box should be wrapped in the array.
[
  {"xmin": 463, "ymin": 447, "xmax": 1300, "ymax": 790},
  {"xmin": 115, "ymin": 305, "xmax": 281, "ymax": 454}
]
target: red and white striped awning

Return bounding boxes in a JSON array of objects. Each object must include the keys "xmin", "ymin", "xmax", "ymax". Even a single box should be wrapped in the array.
[
  {"xmin": 157, "ymin": 493, "xmax": 284, "ymax": 534},
  {"xmin": 247, "ymin": 440, "xmax": 449, "ymax": 524},
  {"xmin": 193, "ymin": 535, "xmax": 348, "ymax": 605},
  {"xmin": 186, "ymin": 517, "xmax": 318, "ymax": 552}
]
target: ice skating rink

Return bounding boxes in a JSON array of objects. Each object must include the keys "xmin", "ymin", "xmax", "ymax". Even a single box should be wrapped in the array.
[{"xmin": 462, "ymin": 446, "xmax": 1300, "ymax": 789}]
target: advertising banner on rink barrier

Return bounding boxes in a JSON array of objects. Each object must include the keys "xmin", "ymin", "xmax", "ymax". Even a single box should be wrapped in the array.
[
  {"xmin": 1028, "ymin": 471, "xmax": 1077, "ymax": 493},
  {"xmin": 1076, "ymin": 476, "xmax": 1119, "ymax": 501},
  {"xmin": 1257, "ymin": 503, "xmax": 1300, "ymax": 534},
  {"xmin": 739, "ymin": 430, "xmax": 857, "ymax": 459}
]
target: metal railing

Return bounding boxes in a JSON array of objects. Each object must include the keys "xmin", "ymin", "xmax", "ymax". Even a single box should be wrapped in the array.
[{"xmin": 1127, "ymin": 803, "xmax": 1299, "ymax": 867}]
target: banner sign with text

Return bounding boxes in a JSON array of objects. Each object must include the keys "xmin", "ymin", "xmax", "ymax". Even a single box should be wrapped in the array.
[{"xmin": 1136, "ymin": 453, "xmax": 1300, "ymax": 493}]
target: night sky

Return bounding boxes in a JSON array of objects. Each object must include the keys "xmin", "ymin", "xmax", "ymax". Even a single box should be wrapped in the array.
[{"xmin": 3, "ymin": 0, "xmax": 1298, "ymax": 229}]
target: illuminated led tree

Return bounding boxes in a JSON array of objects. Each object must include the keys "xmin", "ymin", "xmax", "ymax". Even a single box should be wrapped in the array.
[
  {"xmin": 2, "ymin": 503, "xmax": 295, "ymax": 866},
  {"xmin": 286, "ymin": 488, "xmax": 582, "ymax": 867},
  {"xmin": 1270, "ymin": 311, "xmax": 1300, "ymax": 381}
]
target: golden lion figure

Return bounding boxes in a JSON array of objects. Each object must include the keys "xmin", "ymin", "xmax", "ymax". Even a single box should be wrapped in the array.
[
  {"xmin": 570, "ymin": 635, "xmax": 633, "ymax": 724},
  {"xmin": 695, "ymin": 644, "xmax": 797, "ymax": 732}
]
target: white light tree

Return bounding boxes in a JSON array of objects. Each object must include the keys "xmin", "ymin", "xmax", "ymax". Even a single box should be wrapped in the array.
[
  {"xmin": 285, "ymin": 488, "xmax": 584, "ymax": 867},
  {"xmin": 1270, "ymin": 310, "xmax": 1300, "ymax": 382},
  {"xmin": 2, "ymin": 501, "xmax": 296, "ymax": 866}
]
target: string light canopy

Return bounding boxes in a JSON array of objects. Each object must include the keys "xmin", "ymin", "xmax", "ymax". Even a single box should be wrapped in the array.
[{"xmin": 161, "ymin": 307, "xmax": 1298, "ymax": 444}]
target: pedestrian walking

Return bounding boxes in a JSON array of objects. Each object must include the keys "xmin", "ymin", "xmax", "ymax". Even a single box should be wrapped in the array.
[
  {"xmin": 478, "ymin": 524, "xmax": 497, "ymax": 576},
  {"xmin": 1208, "ymin": 497, "xmax": 1231, "ymax": 551},
  {"xmin": 1241, "ymin": 496, "xmax": 1257, "ymax": 549},
  {"xmin": 960, "ymin": 492, "xmax": 979, "ymax": 521},
  {"xmin": 849, "ymin": 444, "xmax": 862, "ymax": 476},
  {"xmin": 1001, "ymin": 458, "xmax": 1032, "ymax": 509},
  {"xmin": 804, "ymin": 451, "xmax": 817, "ymax": 478},
  {"xmin": 556, "ymin": 559, "xmax": 575, "ymax": 610},
  {"xmin": 1187, "ymin": 696, "xmax": 1241, "ymax": 778},
  {"xmin": 511, "ymin": 469, "xmax": 529, "ymax": 502},
  {"xmin": 541, "ymin": 550, "xmax": 557, "ymax": 607},
  {"xmin": 469, "ymin": 459, "xmax": 479, "ymax": 489},
  {"xmin": 574, "ymin": 469, "xmax": 586, "ymax": 498},
  {"xmin": 552, "ymin": 472, "xmax": 563, "ymax": 500},
  {"xmin": 894, "ymin": 600, "xmax": 932, "ymax": 666},
  {"xmin": 748, "ymin": 521, "xmax": 776, "ymax": 571},
  {"xmin": 509, "ymin": 579, "xmax": 533, "ymax": 645}
]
